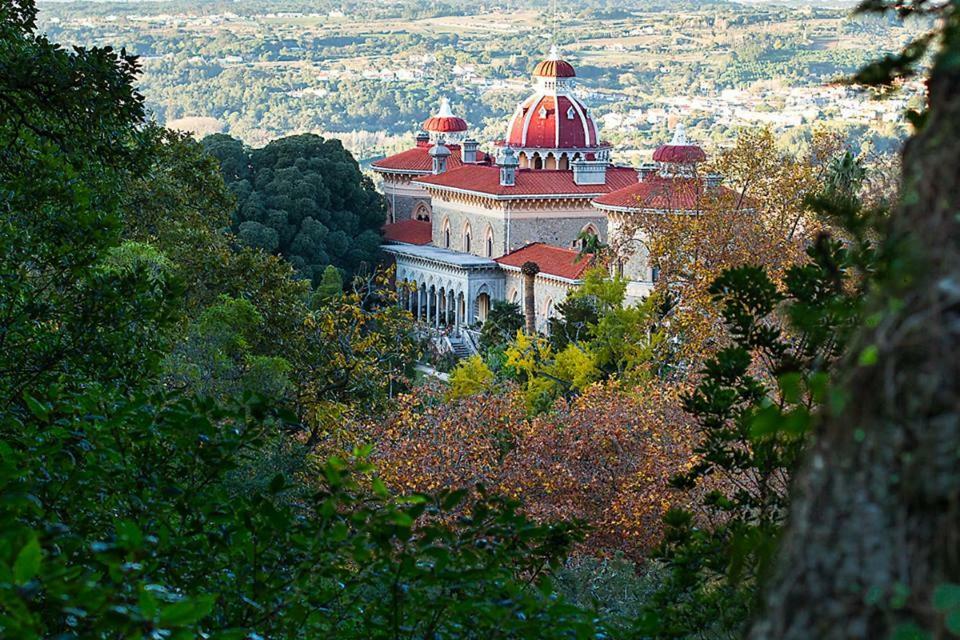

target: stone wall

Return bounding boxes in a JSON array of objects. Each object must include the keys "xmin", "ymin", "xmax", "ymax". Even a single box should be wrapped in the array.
[
  {"xmin": 431, "ymin": 196, "xmax": 608, "ymax": 258},
  {"xmin": 606, "ymin": 211, "xmax": 655, "ymax": 306},
  {"xmin": 432, "ymin": 200, "xmax": 503, "ymax": 256},
  {"xmin": 507, "ymin": 214, "xmax": 606, "ymax": 253},
  {"xmin": 381, "ymin": 177, "xmax": 433, "ymax": 223}
]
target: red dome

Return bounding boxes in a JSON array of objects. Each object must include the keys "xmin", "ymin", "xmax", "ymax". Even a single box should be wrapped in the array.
[
  {"xmin": 506, "ymin": 94, "xmax": 599, "ymax": 149},
  {"xmin": 533, "ymin": 58, "xmax": 576, "ymax": 78},
  {"xmin": 652, "ymin": 144, "xmax": 707, "ymax": 164},
  {"xmin": 422, "ymin": 115, "xmax": 468, "ymax": 133},
  {"xmin": 653, "ymin": 124, "xmax": 706, "ymax": 164},
  {"xmin": 422, "ymin": 97, "xmax": 468, "ymax": 134},
  {"xmin": 533, "ymin": 44, "xmax": 577, "ymax": 78}
]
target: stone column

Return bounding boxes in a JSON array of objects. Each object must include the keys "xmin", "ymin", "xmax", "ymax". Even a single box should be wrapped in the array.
[
  {"xmin": 434, "ymin": 289, "xmax": 440, "ymax": 328},
  {"xmin": 426, "ymin": 288, "xmax": 432, "ymax": 325}
]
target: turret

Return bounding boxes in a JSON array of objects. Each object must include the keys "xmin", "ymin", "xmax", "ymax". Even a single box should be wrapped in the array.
[
  {"xmin": 430, "ymin": 142, "xmax": 451, "ymax": 174},
  {"xmin": 499, "ymin": 146, "xmax": 518, "ymax": 186}
]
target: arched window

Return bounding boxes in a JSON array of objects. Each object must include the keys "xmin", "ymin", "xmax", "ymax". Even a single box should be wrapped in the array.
[
  {"xmin": 566, "ymin": 106, "xmax": 576, "ymax": 120},
  {"xmin": 414, "ymin": 202, "xmax": 431, "ymax": 222},
  {"xmin": 442, "ymin": 218, "xmax": 451, "ymax": 248},
  {"xmin": 533, "ymin": 155, "xmax": 543, "ymax": 170},
  {"xmin": 463, "ymin": 223, "xmax": 472, "ymax": 253},
  {"xmin": 485, "ymin": 226, "xmax": 494, "ymax": 257},
  {"xmin": 578, "ymin": 224, "xmax": 599, "ymax": 251}
]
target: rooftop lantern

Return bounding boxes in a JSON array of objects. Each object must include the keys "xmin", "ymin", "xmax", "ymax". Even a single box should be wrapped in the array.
[
  {"xmin": 422, "ymin": 97, "xmax": 468, "ymax": 143},
  {"xmin": 653, "ymin": 123, "xmax": 707, "ymax": 178}
]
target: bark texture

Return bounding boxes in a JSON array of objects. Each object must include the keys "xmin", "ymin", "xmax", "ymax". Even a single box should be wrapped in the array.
[
  {"xmin": 522, "ymin": 261, "xmax": 539, "ymax": 336},
  {"xmin": 749, "ymin": 38, "xmax": 960, "ymax": 639}
]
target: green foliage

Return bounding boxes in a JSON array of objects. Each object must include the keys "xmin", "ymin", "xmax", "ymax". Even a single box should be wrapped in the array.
[
  {"xmin": 203, "ymin": 132, "xmax": 387, "ymax": 283},
  {"xmin": 502, "ymin": 268, "xmax": 660, "ymax": 413},
  {"xmin": 165, "ymin": 295, "xmax": 293, "ymax": 400},
  {"xmin": 479, "ymin": 301, "xmax": 524, "ymax": 351},
  {"xmin": 0, "ymin": 6, "xmax": 607, "ymax": 637},
  {"xmin": 639, "ymin": 151, "xmax": 882, "ymax": 638}
]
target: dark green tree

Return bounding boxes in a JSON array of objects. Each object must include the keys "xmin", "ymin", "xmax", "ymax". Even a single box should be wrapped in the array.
[
  {"xmin": 203, "ymin": 133, "xmax": 387, "ymax": 284},
  {"xmin": 637, "ymin": 156, "xmax": 877, "ymax": 638},
  {"xmin": 479, "ymin": 301, "xmax": 524, "ymax": 351}
]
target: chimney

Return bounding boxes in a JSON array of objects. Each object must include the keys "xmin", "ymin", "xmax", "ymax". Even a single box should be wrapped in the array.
[
  {"xmin": 462, "ymin": 138, "xmax": 479, "ymax": 164},
  {"xmin": 572, "ymin": 159, "xmax": 607, "ymax": 185},
  {"xmin": 638, "ymin": 162, "xmax": 657, "ymax": 182},
  {"xmin": 705, "ymin": 172, "xmax": 723, "ymax": 189},
  {"xmin": 429, "ymin": 142, "xmax": 451, "ymax": 174},
  {"xmin": 499, "ymin": 146, "xmax": 518, "ymax": 186},
  {"xmin": 415, "ymin": 131, "xmax": 429, "ymax": 148}
]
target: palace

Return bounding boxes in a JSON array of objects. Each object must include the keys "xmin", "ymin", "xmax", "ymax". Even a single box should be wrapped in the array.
[{"xmin": 373, "ymin": 47, "xmax": 738, "ymax": 339}]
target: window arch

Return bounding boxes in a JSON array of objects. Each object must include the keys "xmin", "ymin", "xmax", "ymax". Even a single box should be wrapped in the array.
[
  {"xmin": 462, "ymin": 222, "xmax": 472, "ymax": 253},
  {"xmin": 533, "ymin": 154, "xmax": 543, "ymax": 170},
  {"xmin": 442, "ymin": 218, "xmax": 451, "ymax": 248},
  {"xmin": 414, "ymin": 202, "xmax": 431, "ymax": 222},
  {"xmin": 577, "ymin": 223, "xmax": 600, "ymax": 251},
  {"xmin": 484, "ymin": 225, "xmax": 495, "ymax": 257}
]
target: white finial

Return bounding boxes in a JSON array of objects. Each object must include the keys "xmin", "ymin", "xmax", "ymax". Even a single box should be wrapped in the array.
[
  {"xmin": 671, "ymin": 122, "xmax": 688, "ymax": 145},
  {"xmin": 437, "ymin": 96, "xmax": 453, "ymax": 118},
  {"xmin": 547, "ymin": 43, "xmax": 561, "ymax": 60}
]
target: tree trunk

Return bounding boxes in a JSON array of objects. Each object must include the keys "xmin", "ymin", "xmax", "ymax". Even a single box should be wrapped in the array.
[
  {"xmin": 750, "ymin": 40, "xmax": 960, "ymax": 639},
  {"xmin": 521, "ymin": 261, "xmax": 540, "ymax": 336}
]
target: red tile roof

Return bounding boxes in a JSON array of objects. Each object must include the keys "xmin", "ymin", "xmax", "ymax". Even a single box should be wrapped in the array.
[
  {"xmin": 382, "ymin": 219, "xmax": 433, "ymax": 245},
  {"xmin": 372, "ymin": 144, "xmax": 493, "ymax": 174},
  {"xmin": 414, "ymin": 166, "xmax": 637, "ymax": 198},
  {"xmin": 495, "ymin": 243, "xmax": 594, "ymax": 280},
  {"xmin": 593, "ymin": 176, "xmax": 744, "ymax": 212}
]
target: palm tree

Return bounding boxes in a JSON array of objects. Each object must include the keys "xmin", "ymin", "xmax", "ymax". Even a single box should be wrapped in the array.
[{"xmin": 521, "ymin": 261, "xmax": 540, "ymax": 335}]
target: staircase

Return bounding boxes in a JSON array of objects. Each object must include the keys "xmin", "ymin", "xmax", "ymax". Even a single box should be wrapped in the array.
[{"xmin": 448, "ymin": 336, "xmax": 474, "ymax": 359}]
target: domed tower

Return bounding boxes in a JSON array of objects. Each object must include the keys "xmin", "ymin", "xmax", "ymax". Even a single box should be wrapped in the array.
[
  {"xmin": 651, "ymin": 123, "xmax": 707, "ymax": 178},
  {"xmin": 502, "ymin": 45, "xmax": 611, "ymax": 173},
  {"xmin": 422, "ymin": 97, "xmax": 468, "ymax": 143}
]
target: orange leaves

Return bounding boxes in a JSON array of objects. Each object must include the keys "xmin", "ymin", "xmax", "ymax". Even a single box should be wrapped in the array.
[{"xmin": 363, "ymin": 380, "xmax": 696, "ymax": 560}]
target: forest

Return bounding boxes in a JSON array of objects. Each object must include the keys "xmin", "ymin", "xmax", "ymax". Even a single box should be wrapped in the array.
[{"xmin": 3, "ymin": 0, "xmax": 960, "ymax": 638}]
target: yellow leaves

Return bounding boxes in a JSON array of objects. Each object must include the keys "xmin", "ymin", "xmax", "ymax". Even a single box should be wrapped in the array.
[
  {"xmin": 446, "ymin": 355, "xmax": 494, "ymax": 400},
  {"xmin": 552, "ymin": 344, "xmax": 600, "ymax": 391}
]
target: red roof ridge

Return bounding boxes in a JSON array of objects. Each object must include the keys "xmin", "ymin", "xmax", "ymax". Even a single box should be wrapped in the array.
[{"xmin": 495, "ymin": 242, "xmax": 594, "ymax": 280}]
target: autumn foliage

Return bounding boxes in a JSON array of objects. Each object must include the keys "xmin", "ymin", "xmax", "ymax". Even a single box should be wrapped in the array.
[
  {"xmin": 363, "ymin": 381, "xmax": 695, "ymax": 558},
  {"xmin": 622, "ymin": 128, "xmax": 846, "ymax": 365}
]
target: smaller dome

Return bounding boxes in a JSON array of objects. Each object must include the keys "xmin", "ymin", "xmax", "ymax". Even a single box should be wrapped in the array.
[
  {"xmin": 422, "ymin": 97, "xmax": 468, "ymax": 133},
  {"xmin": 533, "ymin": 44, "xmax": 576, "ymax": 78},
  {"xmin": 429, "ymin": 143, "xmax": 451, "ymax": 157},
  {"xmin": 652, "ymin": 124, "xmax": 707, "ymax": 164}
]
